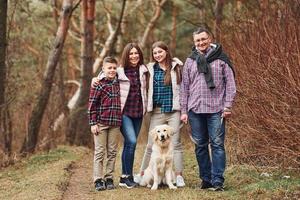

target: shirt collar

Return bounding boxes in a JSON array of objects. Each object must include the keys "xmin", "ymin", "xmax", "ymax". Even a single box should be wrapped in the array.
[
  {"xmin": 98, "ymin": 72, "xmax": 117, "ymax": 82},
  {"xmin": 196, "ymin": 46, "xmax": 212, "ymax": 56}
]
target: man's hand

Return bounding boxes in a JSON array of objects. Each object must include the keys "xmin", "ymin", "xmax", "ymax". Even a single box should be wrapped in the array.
[
  {"xmin": 222, "ymin": 107, "xmax": 232, "ymax": 119},
  {"xmin": 91, "ymin": 124, "xmax": 100, "ymax": 135},
  {"xmin": 180, "ymin": 114, "xmax": 188, "ymax": 124}
]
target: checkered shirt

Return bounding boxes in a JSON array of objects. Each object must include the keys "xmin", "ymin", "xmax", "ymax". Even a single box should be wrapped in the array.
[
  {"xmin": 153, "ymin": 63, "xmax": 173, "ymax": 113},
  {"xmin": 123, "ymin": 67, "xmax": 143, "ymax": 118},
  {"xmin": 180, "ymin": 50, "xmax": 236, "ymax": 114},
  {"xmin": 88, "ymin": 78, "xmax": 122, "ymax": 126}
]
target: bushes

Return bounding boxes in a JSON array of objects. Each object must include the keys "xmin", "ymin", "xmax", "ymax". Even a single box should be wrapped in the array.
[{"xmin": 223, "ymin": 1, "xmax": 300, "ymax": 168}]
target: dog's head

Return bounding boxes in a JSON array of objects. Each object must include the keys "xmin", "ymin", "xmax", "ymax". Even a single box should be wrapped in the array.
[{"xmin": 150, "ymin": 124, "xmax": 174, "ymax": 147}]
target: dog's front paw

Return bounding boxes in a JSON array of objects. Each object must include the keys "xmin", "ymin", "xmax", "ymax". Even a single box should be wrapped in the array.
[
  {"xmin": 139, "ymin": 181, "xmax": 145, "ymax": 187},
  {"xmin": 169, "ymin": 185, "xmax": 177, "ymax": 189},
  {"xmin": 147, "ymin": 184, "xmax": 151, "ymax": 188},
  {"xmin": 151, "ymin": 185, "xmax": 158, "ymax": 190}
]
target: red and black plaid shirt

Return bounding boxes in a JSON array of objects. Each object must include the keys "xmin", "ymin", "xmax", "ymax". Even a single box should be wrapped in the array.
[
  {"xmin": 123, "ymin": 67, "xmax": 143, "ymax": 118},
  {"xmin": 88, "ymin": 78, "xmax": 122, "ymax": 126}
]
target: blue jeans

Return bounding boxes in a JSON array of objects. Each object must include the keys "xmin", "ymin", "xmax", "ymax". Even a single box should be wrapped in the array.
[
  {"xmin": 121, "ymin": 115, "xmax": 143, "ymax": 176},
  {"xmin": 188, "ymin": 110, "xmax": 226, "ymax": 186}
]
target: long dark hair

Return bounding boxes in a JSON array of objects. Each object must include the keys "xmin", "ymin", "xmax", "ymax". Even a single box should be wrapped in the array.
[
  {"xmin": 151, "ymin": 41, "xmax": 182, "ymax": 85},
  {"xmin": 120, "ymin": 43, "xmax": 144, "ymax": 68}
]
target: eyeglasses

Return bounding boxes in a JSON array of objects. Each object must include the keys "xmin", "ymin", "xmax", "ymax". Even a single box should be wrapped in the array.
[{"xmin": 194, "ymin": 37, "xmax": 209, "ymax": 43}]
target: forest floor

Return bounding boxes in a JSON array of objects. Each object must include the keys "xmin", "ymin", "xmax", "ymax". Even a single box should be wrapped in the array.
[{"xmin": 0, "ymin": 142, "xmax": 300, "ymax": 200}]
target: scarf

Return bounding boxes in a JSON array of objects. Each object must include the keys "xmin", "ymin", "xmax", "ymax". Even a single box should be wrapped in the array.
[{"xmin": 189, "ymin": 43, "xmax": 235, "ymax": 89}]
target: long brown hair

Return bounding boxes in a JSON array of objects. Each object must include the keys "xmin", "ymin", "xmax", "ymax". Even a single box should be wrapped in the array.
[
  {"xmin": 151, "ymin": 41, "xmax": 182, "ymax": 85},
  {"xmin": 120, "ymin": 43, "xmax": 144, "ymax": 68}
]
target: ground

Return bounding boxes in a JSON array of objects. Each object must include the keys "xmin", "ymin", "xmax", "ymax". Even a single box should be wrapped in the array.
[{"xmin": 0, "ymin": 141, "xmax": 299, "ymax": 200}]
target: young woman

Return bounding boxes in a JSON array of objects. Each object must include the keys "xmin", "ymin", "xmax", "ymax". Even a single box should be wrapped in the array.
[
  {"xmin": 117, "ymin": 43, "xmax": 148, "ymax": 188},
  {"xmin": 136, "ymin": 41, "xmax": 185, "ymax": 187}
]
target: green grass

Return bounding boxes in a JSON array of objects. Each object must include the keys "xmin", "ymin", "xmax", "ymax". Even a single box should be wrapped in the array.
[
  {"xmin": 92, "ymin": 143, "xmax": 300, "ymax": 200},
  {"xmin": 222, "ymin": 165, "xmax": 300, "ymax": 199},
  {"xmin": 0, "ymin": 144, "xmax": 299, "ymax": 200},
  {"xmin": 0, "ymin": 146, "xmax": 89, "ymax": 200}
]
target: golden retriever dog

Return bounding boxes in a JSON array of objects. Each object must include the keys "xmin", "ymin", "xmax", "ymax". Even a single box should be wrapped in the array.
[{"xmin": 139, "ymin": 124, "xmax": 177, "ymax": 190}]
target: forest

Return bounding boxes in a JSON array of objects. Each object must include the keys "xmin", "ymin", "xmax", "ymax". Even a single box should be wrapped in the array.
[{"xmin": 0, "ymin": 0, "xmax": 299, "ymax": 170}]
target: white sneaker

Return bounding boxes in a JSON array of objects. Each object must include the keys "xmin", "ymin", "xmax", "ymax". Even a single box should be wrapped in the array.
[
  {"xmin": 176, "ymin": 175, "xmax": 185, "ymax": 187},
  {"xmin": 134, "ymin": 174, "xmax": 142, "ymax": 184}
]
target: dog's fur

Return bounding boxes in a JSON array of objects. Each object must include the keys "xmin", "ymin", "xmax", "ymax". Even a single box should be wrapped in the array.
[{"xmin": 139, "ymin": 124, "xmax": 177, "ymax": 190}]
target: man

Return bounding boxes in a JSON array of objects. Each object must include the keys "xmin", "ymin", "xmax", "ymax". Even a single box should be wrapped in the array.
[{"xmin": 180, "ymin": 27, "xmax": 236, "ymax": 191}]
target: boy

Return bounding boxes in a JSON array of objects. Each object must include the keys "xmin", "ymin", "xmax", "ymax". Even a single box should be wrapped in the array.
[{"xmin": 88, "ymin": 56, "xmax": 121, "ymax": 191}]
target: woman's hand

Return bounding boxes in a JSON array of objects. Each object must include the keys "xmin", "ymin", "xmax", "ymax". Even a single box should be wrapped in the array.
[
  {"xmin": 91, "ymin": 77, "xmax": 99, "ymax": 87},
  {"xmin": 180, "ymin": 114, "xmax": 188, "ymax": 124}
]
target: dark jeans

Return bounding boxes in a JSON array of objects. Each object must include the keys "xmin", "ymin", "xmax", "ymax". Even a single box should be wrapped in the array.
[
  {"xmin": 188, "ymin": 110, "xmax": 226, "ymax": 186},
  {"xmin": 120, "ymin": 115, "xmax": 143, "ymax": 176}
]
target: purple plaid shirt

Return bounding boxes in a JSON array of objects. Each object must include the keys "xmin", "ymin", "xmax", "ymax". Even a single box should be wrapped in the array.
[{"xmin": 180, "ymin": 50, "xmax": 236, "ymax": 114}]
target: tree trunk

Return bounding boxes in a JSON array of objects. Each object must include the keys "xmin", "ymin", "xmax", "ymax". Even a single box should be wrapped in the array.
[
  {"xmin": 0, "ymin": 0, "xmax": 12, "ymax": 156},
  {"xmin": 214, "ymin": 0, "xmax": 225, "ymax": 41},
  {"xmin": 66, "ymin": 0, "xmax": 95, "ymax": 146},
  {"xmin": 170, "ymin": 3, "xmax": 177, "ymax": 55},
  {"xmin": 139, "ymin": 0, "xmax": 167, "ymax": 49},
  {"xmin": 20, "ymin": 0, "xmax": 74, "ymax": 154},
  {"xmin": 108, "ymin": 0, "xmax": 127, "ymax": 56},
  {"xmin": 52, "ymin": 0, "xmax": 69, "ymax": 117},
  {"xmin": 197, "ymin": 0, "xmax": 206, "ymax": 23},
  {"xmin": 0, "ymin": 0, "xmax": 7, "ymax": 132},
  {"xmin": 93, "ymin": 0, "xmax": 126, "ymax": 73}
]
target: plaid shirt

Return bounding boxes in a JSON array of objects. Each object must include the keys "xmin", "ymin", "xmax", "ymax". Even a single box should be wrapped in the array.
[
  {"xmin": 88, "ymin": 77, "xmax": 122, "ymax": 126},
  {"xmin": 123, "ymin": 67, "xmax": 143, "ymax": 118},
  {"xmin": 180, "ymin": 47, "xmax": 236, "ymax": 114},
  {"xmin": 153, "ymin": 63, "xmax": 173, "ymax": 113}
]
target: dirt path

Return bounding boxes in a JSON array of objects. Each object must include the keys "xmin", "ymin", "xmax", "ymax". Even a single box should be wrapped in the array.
[
  {"xmin": 61, "ymin": 134, "xmax": 147, "ymax": 200},
  {"xmin": 62, "ymin": 151, "xmax": 95, "ymax": 200}
]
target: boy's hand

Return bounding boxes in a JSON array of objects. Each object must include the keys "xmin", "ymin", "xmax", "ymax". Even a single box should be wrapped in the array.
[{"xmin": 91, "ymin": 124, "xmax": 100, "ymax": 135}]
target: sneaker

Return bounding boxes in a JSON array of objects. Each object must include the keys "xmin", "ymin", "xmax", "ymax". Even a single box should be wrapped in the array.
[
  {"xmin": 129, "ymin": 175, "xmax": 139, "ymax": 185},
  {"xmin": 200, "ymin": 180, "xmax": 213, "ymax": 189},
  {"xmin": 208, "ymin": 183, "xmax": 224, "ymax": 191},
  {"xmin": 95, "ymin": 179, "xmax": 106, "ymax": 191},
  {"xmin": 106, "ymin": 178, "xmax": 115, "ymax": 190},
  {"xmin": 176, "ymin": 175, "xmax": 186, "ymax": 187},
  {"xmin": 119, "ymin": 176, "xmax": 137, "ymax": 188}
]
